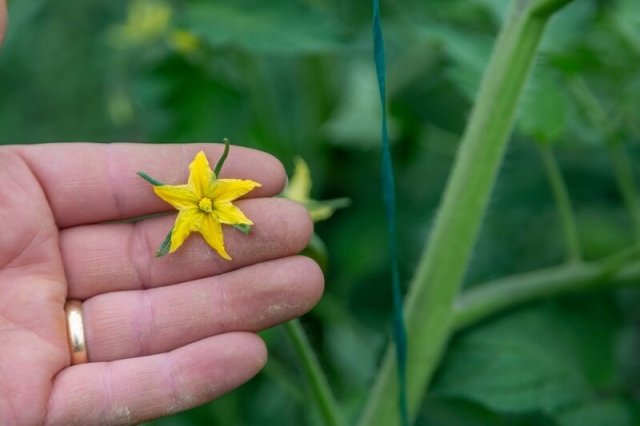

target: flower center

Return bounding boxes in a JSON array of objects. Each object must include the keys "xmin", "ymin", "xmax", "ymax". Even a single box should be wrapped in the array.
[{"xmin": 198, "ymin": 197, "xmax": 213, "ymax": 213}]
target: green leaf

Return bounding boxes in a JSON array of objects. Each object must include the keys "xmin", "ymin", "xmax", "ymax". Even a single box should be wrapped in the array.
[
  {"xmin": 323, "ymin": 60, "xmax": 386, "ymax": 147},
  {"xmin": 610, "ymin": 0, "xmax": 640, "ymax": 54},
  {"xmin": 232, "ymin": 224, "xmax": 252, "ymax": 235},
  {"xmin": 419, "ymin": 397, "xmax": 551, "ymax": 426},
  {"xmin": 433, "ymin": 307, "xmax": 592, "ymax": 414},
  {"xmin": 155, "ymin": 230, "xmax": 172, "ymax": 257},
  {"xmin": 182, "ymin": 2, "xmax": 345, "ymax": 55},
  {"xmin": 556, "ymin": 399, "xmax": 634, "ymax": 426},
  {"xmin": 539, "ymin": 1, "xmax": 597, "ymax": 55},
  {"xmin": 517, "ymin": 68, "xmax": 568, "ymax": 142},
  {"xmin": 137, "ymin": 171, "xmax": 165, "ymax": 186},
  {"xmin": 414, "ymin": 22, "xmax": 494, "ymax": 100}
]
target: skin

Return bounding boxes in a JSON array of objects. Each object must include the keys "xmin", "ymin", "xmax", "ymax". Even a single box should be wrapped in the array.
[
  {"xmin": 0, "ymin": 141, "xmax": 322, "ymax": 424},
  {"xmin": 0, "ymin": 0, "xmax": 5, "ymax": 47},
  {"xmin": 0, "ymin": 5, "xmax": 321, "ymax": 423}
]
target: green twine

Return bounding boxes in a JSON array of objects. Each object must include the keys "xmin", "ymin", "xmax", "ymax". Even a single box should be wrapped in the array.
[{"xmin": 372, "ymin": 1, "xmax": 409, "ymax": 425}]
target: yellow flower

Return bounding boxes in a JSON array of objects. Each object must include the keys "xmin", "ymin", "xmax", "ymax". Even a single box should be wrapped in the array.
[
  {"xmin": 168, "ymin": 29, "xmax": 200, "ymax": 55},
  {"xmin": 107, "ymin": 0, "xmax": 172, "ymax": 48},
  {"xmin": 146, "ymin": 150, "xmax": 260, "ymax": 260},
  {"xmin": 283, "ymin": 157, "xmax": 350, "ymax": 222}
]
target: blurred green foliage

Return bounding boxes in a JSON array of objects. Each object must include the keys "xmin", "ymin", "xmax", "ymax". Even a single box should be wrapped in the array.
[{"xmin": 1, "ymin": 0, "xmax": 639, "ymax": 424}]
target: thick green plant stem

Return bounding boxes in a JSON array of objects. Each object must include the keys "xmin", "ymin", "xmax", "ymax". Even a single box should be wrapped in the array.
[
  {"xmin": 283, "ymin": 320, "xmax": 346, "ymax": 426},
  {"xmin": 358, "ymin": 1, "xmax": 573, "ymax": 425},
  {"xmin": 537, "ymin": 143, "xmax": 582, "ymax": 263},
  {"xmin": 453, "ymin": 254, "xmax": 640, "ymax": 330}
]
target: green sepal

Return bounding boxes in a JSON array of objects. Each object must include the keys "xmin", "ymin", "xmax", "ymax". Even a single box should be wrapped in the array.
[
  {"xmin": 233, "ymin": 223, "xmax": 252, "ymax": 235},
  {"xmin": 155, "ymin": 230, "xmax": 172, "ymax": 257},
  {"xmin": 306, "ymin": 197, "xmax": 351, "ymax": 222},
  {"xmin": 137, "ymin": 171, "xmax": 165, "ymax": 186},
  {"xmin": 213, "ymin": 138, "xmax": 230, "ymax": 177}
]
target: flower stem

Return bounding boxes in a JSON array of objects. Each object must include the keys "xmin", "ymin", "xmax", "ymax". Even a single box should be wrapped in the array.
[
  {"xmin": 569, "ymin": 76, "xmax": 640, "ymax": 243},
  {"xmin": 262, "ymin": 357, "xmax": 306, "ymax": 403},
  {"xmin": 358, "ymin": 1, "xmax": 573, "ymax": 424},
  {"xmin": 537, "ymin": 142, "xmax": 582, "ymax": 263},
  {"xmin": 608, "ymin": 142, "xmax": 640, "ymax": 243},
  {"xmin": 453, "ymin": 250, "xmax": 640, "ymax": 330},
  {"xmin": 283, "ymin": 320, "xmax": 346, "ymax": 426},
  {"xmin": 213, "ymin": 138, "xmax": 230, "ymax": 177}
]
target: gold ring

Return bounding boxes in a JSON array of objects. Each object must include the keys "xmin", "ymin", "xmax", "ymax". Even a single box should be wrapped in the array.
[{"xmin": 64, "ymin": 300, "xmax": 88, "ymax": 365}]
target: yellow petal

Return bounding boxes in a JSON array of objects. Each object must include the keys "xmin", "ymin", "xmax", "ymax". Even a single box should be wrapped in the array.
[
  {"xmin": 212, "ymin": 179, "xmax": 261, "ymax": 203},
  {"xmin": 153, "ymin": 184, "xmax": 199, "ymax": 210},
  {"xmin": 285, "ymin": 156, "xmax": 312, "ymax": 203},
  {"xmin": 169, "ymin": 208, "xmax": 203, "ymax": 252},
  {"xmin": 200, "ymin": 214, "xmax": 231, "ymax": 260},
  {"xmin": 214, "ymin": 201, "xmax": 254, "ymax": 225},
  {"xmin": 188, "ymin": 151, "xmax": 214, "ymax": 198}
]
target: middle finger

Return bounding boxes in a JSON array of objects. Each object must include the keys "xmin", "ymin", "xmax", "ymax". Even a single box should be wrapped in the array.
[
  {"xmin": 61, "ymin": 198, "xmax": 312, "ymax": 299},
  {"xmin": 82, "ymin": 255, "xmax": 324, "ymax": 362}
]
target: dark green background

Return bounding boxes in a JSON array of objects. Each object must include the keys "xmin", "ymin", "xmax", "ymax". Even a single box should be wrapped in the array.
[{"xmin": 1, "ymin": 0, "xmax": 639, "ymax": 424}]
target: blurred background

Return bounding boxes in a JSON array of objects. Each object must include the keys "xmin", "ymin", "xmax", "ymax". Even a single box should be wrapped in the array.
[{"xmin": 1, "ymin": 0, "xmax": 639, "ymax": 424}]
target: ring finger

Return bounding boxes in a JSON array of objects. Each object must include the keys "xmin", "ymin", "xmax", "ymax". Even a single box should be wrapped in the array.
[{"xmin": 81, "ymin": 256, "xmax": 323, "ymax": 362}]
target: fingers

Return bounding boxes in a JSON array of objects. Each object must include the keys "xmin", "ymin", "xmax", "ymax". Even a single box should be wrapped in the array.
[
  {"xmin": 0, "ymin": 0, "xmax": 6, "ymax": 47},
  {"xmin": 82, "ymin": 256, "xmax": 323, "ymax": 361},
  {"xmin": 45, "ymin": 332, "xmax": 266, "ymax": 426},
  {"xmin": 62, "ymin": 198, "xmax": 313, "ymax": 299},
  {"xmin": 12, "ymin": 143, "xmax": 286, "ymax": 228}
]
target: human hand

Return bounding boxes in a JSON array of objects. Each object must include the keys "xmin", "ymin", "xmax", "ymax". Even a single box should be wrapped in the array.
[
  {"xmin": 0, "ymin": 0, "xmax": 6, "ymax": 47},
  {"xmin": 0, "ymin": 143, "xmax": 323, "ymax": 425}
]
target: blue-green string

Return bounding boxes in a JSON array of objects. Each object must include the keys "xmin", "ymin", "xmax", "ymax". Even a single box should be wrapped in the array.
[{"xmin": 372, "ymin": 1, "xmax": 409, "ymax": 425}]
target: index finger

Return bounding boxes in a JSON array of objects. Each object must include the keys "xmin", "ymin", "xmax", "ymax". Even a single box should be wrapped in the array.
[
  {"xmin": 11, "ymin": 143, "xmax": 286, "ymax": 228},
  {"xmin": 0, "ymin": 0, "xmax": 6, "ymax": 47}
]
